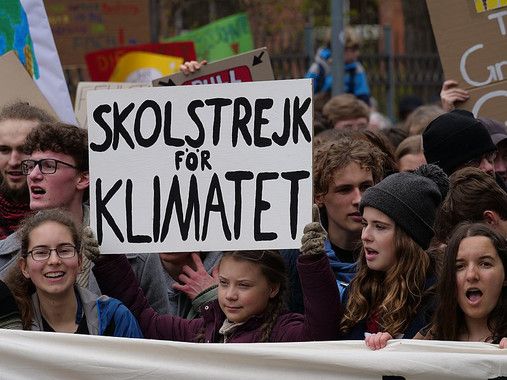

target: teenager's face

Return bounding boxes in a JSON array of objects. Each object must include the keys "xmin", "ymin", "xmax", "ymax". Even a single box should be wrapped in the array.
[
  {"xmin": 0, "ymin": 119, "xmax": 38, "ymax": 193},
  {"xmin": 333, "ymin": 117, "xmax": 368, "ymax": 131},
  {"xmin": 317, "ymin": 162, "xmax": 374, "ymax": 244},
  {"xmin": 361, "ymin": 207, "xmax": 397, "ymax": 272},
  {"xmin": 27, "ymin": 150, "xmax": 88, "ymax": 211},
  {"xmin": 20, "ymin": 221, "xmax": 80, "ymax": 299},
  {"xmin": 456, "ymin": 236, "xmax": 506, "ymax": 324},
  {"xmin": 218, "ymin": 256, "xmax": 279, "ymax": 323}
]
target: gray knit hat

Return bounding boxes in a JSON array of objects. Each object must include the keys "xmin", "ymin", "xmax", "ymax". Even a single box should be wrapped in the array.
[{"xmin": 359, "ymin": 164, "xmax": 449, "ymax": 250}]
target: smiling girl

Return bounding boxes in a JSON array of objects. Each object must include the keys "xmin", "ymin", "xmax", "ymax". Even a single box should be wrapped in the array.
[
  {"xmin": 340, "ymin": 165, "xmax": 448, "ymax": 340},
  {"xmin": 86, "ymin": 206, "xmax": 341, "ymax": 343},
  {"xmin": 5, "ymin": 209, "xmax": 142, "ymax": 337}
]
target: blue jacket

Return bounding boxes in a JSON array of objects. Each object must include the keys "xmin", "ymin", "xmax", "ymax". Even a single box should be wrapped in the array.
[
  {"xmin": 305, "ymin": 47, "xmax": 371, "ymax": 105},
  {"xmin": 324, "ymin": 239, "xmax": 356, "ymax": 302},
  {"xmin": 281, "ymin": 239, "xmax": 356, "ymax": 313},
  {"xmin": 31, "ymin": 286, "xmax": 143, "ymax": 338}
]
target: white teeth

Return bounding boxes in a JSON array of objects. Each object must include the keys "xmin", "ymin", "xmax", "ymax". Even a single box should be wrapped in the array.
[{"xmin": 45, "ymin": 272, "xmax": 64, "ymax": 278}]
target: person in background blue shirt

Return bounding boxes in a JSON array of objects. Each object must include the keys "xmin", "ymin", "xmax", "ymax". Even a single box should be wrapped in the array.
[{"xmin": 306, "ymin": 27, "xmax": 371, "ymax": 106}]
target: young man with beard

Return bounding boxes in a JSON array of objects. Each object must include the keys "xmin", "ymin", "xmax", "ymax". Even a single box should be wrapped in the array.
[
  {"xmin": 0, "ymin": 102, "xmax": 55, "ymax": 240},
  {"xmin": 0, "ymin": 122, "xmax": 170, "ymax": 313}
]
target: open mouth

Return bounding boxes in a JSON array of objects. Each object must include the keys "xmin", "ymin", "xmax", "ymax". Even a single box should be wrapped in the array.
[
  {"xmin": 466, "ymin": 288, "xmax": 483, "ymax": 302},
  {"xmin": 365, "ymin": 248, "xmax": 379, "ymax": 260},
  {"xmin": 30, "ymin": 186, "xmax": 46, "ymax": 195},
  {"xmin": 44, "ymin": 272, "xmax": 65, "ymax": 279}
]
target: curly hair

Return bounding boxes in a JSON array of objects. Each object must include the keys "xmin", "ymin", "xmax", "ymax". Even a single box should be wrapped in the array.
[
  {"xmin": 431, "ymin": 223, "xmax": 507, "ymax": 343},
  {"xmin": 340, "ymin": 225, "xmax": 433, "ymax": 336},
  {"xmin": 313, "ymin": 137, "xmax": 386, "ymax": 201},
  {"xmin": 4, "ymin": 209, "xmax": 82, "ymax": 329},
  {"xmin": 23, "ymin": 122, "xmax": 88, "ymax": 172}
]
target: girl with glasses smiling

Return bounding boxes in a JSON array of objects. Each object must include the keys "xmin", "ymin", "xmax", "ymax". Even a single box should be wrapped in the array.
[{"xmin": 3, "ymin": 209, "xmax": 143, "ymax": 338}]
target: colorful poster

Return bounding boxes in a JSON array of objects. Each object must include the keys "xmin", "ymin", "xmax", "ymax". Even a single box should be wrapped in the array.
[
  {"xmin": 85, "ymin": 41, "xmax": 196, "ymax": 81},
  {"xmin": 165, "ymin": 13, "xmax": 254, "ymax": 61},
  {"xmin": 109, "ymin": 52, "xmax": 183, "ymax": 82},
  {"xmin": 0, "ymin": 0, "xmax": 76, "ymax": 124},
  {"xmin": 474, "ymin": 0, "xmax": 507, "ymax": 12},
  {"xmin": 0, "ymin": 0, "xmax": 39, "ymax": 78}
]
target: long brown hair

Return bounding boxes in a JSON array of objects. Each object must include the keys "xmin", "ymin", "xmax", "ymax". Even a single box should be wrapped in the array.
[
  {"xmin": 340, "ymin": 225, "xmax": 432, "ymax": 336},
  {"xmin": 4, "ymin": 209, "xmax": 81, "ymax": 329},
  {"xmin": 431, "ymin": 223, "xmax": 507, "ymax": 343}
]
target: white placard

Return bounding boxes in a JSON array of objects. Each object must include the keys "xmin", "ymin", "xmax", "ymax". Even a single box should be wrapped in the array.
[{"xmin": 87, "ymin": 79, "xmax": 313, "ymax": 253}]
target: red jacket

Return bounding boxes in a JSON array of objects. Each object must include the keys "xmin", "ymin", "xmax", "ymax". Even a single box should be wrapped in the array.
[{"xmin": 92, "ymin": 253, "xmax": 341, "ymax": 343}]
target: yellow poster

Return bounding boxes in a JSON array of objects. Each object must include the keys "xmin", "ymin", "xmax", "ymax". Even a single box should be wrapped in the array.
[
  {"xmin": 474, "ymin": 0, "xmax": 507, "ymax": 12},
  {"xmin": 109, "ymin": 51, "xmax": 183, "ymax": 82}
]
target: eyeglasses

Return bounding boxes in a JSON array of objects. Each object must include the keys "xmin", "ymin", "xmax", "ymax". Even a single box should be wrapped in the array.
[
  {"xmin": 21, "ymin": 159, "xmax": 78, "ymax": 175},
  {"xmin": 26, "ymin": 244, "xmax": 77, "ymax": 261},
  {"xmin": 464, "ymin": 151, "xmax": 497, "ymax": 168}
]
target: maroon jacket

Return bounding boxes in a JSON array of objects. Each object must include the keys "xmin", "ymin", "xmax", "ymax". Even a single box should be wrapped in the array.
[{"xmin": 92, "ymin": 253, "xmax": 340, "ymax": 343}]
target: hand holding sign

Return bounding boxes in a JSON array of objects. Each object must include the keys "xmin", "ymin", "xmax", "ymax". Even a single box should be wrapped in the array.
[{"xmin": 180, "ymin": 60, "xmax": 207, "ymax": 75}]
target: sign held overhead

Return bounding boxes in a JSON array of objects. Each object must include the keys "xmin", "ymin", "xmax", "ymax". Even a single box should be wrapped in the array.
[
  {"xmin": 87, "ymin": 79, "xmax": 313, "ymax": 254},
  {"xmin": 152, "ymin": 48, "xmax": 273, "ymax": 87}
]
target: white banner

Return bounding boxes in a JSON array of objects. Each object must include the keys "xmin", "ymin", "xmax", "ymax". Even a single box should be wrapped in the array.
[
  {"xmin": 87, "ymin": 79, "xmax": 313, "ymax": 254},
  {"xmin": 19, "ymin": 0, "xmax": 76, "ymax": 124},
  {"xmin": 0, "ymin": 330, "xmax": 506, "ymax": 379}
]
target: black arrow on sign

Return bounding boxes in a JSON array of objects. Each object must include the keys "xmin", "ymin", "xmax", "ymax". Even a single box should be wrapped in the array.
[
  {"xmin": 155, "ymin": 78, "xmax": 176, "ymax": 86},
  {"xmin": 252, "ymin": 51, "xmax": 265, "ymax": 66}
]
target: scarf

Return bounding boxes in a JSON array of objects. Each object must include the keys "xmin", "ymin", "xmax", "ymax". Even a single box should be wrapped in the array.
[{"xmin": 0, "ymin": 190, "xmax": 30, "ymax": 240}]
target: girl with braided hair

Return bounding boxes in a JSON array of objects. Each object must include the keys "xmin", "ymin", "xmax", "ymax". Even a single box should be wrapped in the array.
[{"xmin": 85, "ymin": 206, "xmax": 341, "ymax": 343}]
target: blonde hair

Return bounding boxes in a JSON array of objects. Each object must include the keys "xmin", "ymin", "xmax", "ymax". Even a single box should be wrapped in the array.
[
  {"xmin": 403, "ymin": 105, "xmax": 444, "ymax": 135},
  {"xmin": 340, "ymin": 226, "xmax": 431, "ymax": 336},
  {"xmin": 322, "ymin": 94, "xmax": 370, "ymax": 127}
]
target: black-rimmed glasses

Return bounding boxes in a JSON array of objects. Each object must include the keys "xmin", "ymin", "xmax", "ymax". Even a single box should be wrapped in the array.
[
  {"xmin": 26, "ymin": 244, "xmax": 77, "ymax": 261},
  {"xmin": 21, "ymin": 159, "xmax": 78, "ymax": 175}
]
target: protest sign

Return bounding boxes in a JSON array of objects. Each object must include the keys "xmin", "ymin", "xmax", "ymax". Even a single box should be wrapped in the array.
[
  {"xmin": 152, "ymin": 48, "xmax": 273, "ymax": 87},
  {"xmin": 45, "ymin": 0, "xmax": 151, "ymax": 66},
  {"xmin": 108, "ymin": 52, "xmax": 183, "ymax": 83},
  {"xmin": 1, "ymin": 330, "xmax": 506, "ymax": 380},
  {"xmin": 74, "ymin": 81, "xmax": 152, "ymax": 128},
  {"xmin": 165, "ymin": 13, "xmax": 254, "ymax": 61},
  {"xmin": 85, "ymin": 42, "xmax": 196, "ymax": 81},
  {"xmin": 87, "ymin": 79, "xmax": 313, "ymax": 254},
  {"xmin": 1, "ymin": 0, "xmax": 75, "ymax": 123},
  {"xmin": 0, "ymin": 51, "xmax": 58, "ymax": 120},
  {"xmin": 427, "ymin": 0, "xmax": 507, "ymax": 123}
]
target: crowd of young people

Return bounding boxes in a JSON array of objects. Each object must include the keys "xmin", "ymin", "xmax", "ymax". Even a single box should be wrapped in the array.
[{"xmin": 0, "ymin": 62, "xmax": 506, "ymax": 353}]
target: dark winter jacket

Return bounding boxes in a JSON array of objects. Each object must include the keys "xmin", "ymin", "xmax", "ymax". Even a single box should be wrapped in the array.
[{"xmin": 93, "ymin": 253, "xmax": 341, "ymax": 343}]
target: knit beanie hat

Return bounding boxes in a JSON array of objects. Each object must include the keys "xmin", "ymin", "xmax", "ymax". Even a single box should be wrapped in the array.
[
  {"xmin": 359, "ymin": 164, "xmax": 449, "ymax": 250},
  {"xmin": 422, "ymin": 110, "xmax": 496, "ymax": 175}
]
